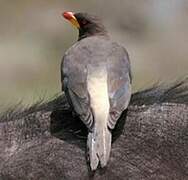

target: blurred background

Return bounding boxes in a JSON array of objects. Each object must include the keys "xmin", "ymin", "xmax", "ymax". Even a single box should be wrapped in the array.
[{"xmin": 0, "ymin": 0, "xmax": 188, "ymax": 110}]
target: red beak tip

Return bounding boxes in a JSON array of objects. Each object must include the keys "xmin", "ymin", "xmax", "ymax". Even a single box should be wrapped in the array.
[{"xmin": 63, "ymin": 11, "xmax": 74, "ymax": 20}]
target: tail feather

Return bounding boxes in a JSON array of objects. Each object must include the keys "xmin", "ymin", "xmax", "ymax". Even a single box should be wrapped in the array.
[{"xmin": 87, "ymin": 126, "xmax": 111, "ymax": 170}]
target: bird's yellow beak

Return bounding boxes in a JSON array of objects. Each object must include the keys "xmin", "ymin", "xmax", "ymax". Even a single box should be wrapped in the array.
[{"xmin": 63, "ymin": 11, "xmax": 80, "ymax": 29}]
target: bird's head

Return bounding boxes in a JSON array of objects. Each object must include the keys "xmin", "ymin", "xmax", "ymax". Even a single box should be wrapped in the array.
[{"xmin": 63, "ymin": 11, "xmax": 108, "ymax": 40}]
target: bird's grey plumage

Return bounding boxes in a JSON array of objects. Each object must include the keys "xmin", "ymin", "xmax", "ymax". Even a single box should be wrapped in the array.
[{"xmin": 61, "ymin": 36, "xmax": 131, "ymax": 170}]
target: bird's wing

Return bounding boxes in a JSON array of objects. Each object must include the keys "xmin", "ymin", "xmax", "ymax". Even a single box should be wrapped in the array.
[
  {"xmin": 61, "ymin": 55, "xmax": 94, "ymax": 130},
  {"xmin": 107, "ymin": 48, "xmax": 132, "ymax": 129}
]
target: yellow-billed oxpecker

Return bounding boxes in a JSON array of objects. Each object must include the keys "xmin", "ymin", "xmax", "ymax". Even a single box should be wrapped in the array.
[{"xmin": 61, "ymin": 11, "xmax": 132, "ymax": 170}]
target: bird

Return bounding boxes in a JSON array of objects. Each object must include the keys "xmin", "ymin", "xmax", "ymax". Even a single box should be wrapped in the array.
[{"xmin": 61, "ymin": 11, "xmax": 132, "ymax": 171}]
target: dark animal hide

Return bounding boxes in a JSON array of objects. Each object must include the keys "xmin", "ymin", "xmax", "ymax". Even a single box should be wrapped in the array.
[{"xmin": 0, "ymin": 78, "xmax": 188, "ymax": 180}]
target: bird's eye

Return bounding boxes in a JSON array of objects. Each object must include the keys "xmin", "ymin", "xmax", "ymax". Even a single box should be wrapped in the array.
[{"xmin": 81, "ymin": 19, "xmax": 88, "ymax": 25}]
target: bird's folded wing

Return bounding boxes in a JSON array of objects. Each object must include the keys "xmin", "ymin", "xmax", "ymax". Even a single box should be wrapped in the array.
[
  {"xmin": 107, "ymin": 54, "xmax": 132, "ymax": 130},
  {"xmin": 61, "ymin": 55, "xmax": 94, "ymax": 131}
]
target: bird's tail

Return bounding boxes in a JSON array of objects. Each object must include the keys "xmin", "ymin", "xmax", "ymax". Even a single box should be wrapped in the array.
[
  {"xmin": 87, "ymin": 122, "xmax": 112, "ymax": 170},
  {"xmin": 87, "ymin": 69, "xmax": 111, "ymax": 170}
]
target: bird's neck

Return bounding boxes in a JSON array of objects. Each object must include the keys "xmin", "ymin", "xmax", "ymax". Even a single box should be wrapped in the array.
[{"xmin": 78, "ymin": 29, "xmax": 108, "ymax": 41}]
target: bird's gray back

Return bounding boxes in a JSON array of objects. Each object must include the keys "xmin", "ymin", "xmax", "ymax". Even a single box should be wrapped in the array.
[{"xmin": 63, "ymin": 36, "xmax": 130, "ymax": 72}]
